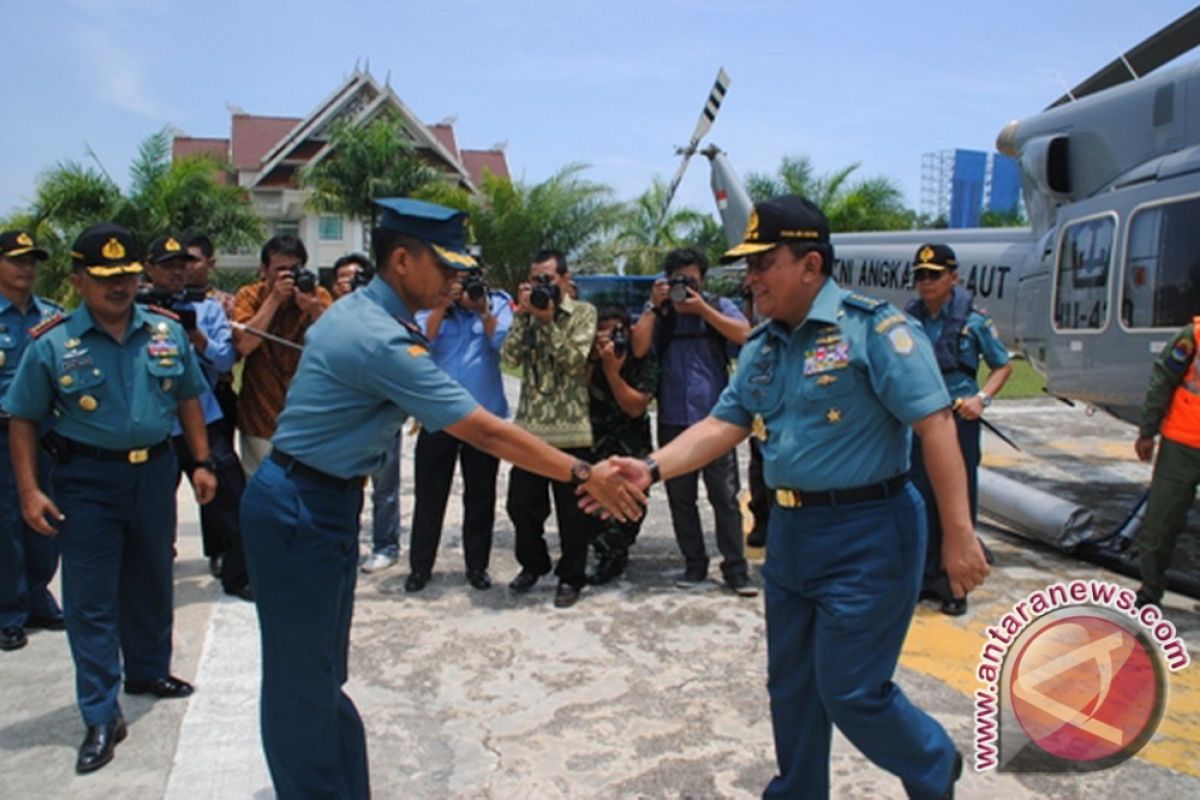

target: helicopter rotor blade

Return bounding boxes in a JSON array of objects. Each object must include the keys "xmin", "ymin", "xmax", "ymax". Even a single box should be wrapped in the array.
[{"xmin": 657, "ymin": 68, "xmax": 731, "ymax": 234}]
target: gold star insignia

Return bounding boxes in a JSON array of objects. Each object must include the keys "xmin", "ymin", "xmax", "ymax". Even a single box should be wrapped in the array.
[
  {"xmin": 751, "ymin": 414, "xmax": 768, "ymax": 442},
  {"xmin": 816, "ymin": 374, "xmax": 837, "ymax": 387},
  {"xmin": 826, "ymin": 407, "xmax": 842, "ymax": 423}
]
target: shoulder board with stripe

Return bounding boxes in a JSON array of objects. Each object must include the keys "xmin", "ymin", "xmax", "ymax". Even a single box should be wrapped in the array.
[
  {"xmin": 29, "ymin": 312, "xmax": 66, "ymax": 339},
  {"xmin": 746, "ymin": 319, "xmax": 771, "ymax": 341},
  {"xmin": 397, "ymin": 316, "xmax": 429, "ymax": 345},
  {"xmin": 146, "ymin": 305, "xmax": 180, "ymax": 321},
  {"xmin": 842, "ymin": 293, "xmax": 885, "ymax": 313}
]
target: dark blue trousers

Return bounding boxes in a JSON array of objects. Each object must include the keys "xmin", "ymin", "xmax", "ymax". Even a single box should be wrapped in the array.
[
  {"xmin": 53, "ymin": 450, "xmax": 178, "ymax": 725},
  {"xmin": 0, "ymin": 428, "xmax": 61, "ymax": 629},
  {"xmin": 761, "ymin": 484, "xmax": 956, "ymax": 799},
  {"xmin": 241, "ymin": 457, "xmax": 369, "ymax": 800},
  {"xmin": 911, "ymin": 415, "xmax": 981, "ymax": 596}
]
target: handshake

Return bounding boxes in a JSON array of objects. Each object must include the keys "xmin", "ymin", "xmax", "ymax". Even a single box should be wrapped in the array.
[{"xmin": 573, "ymin": 456, "xmax": 659, "ymax": 521}]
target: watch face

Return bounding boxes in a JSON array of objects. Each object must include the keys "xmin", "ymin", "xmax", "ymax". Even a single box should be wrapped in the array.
[{"xmin": 572, "ymin": 461, "xmax": 592, "ymax": 483}]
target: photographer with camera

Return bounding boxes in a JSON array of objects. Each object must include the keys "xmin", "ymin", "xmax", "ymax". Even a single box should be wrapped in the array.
[
  {"xmin": 630, "ymin": 247, "xmax": 754, "ymax": 596},
  {"xmin": 142, "ymin": 235, "xmax": 252, "ymax": 600},
  {"xmin": 331, "ymin": 253, "xmax": 375, "ymax": 300},
  {"xmin": 585, "ymin": 306, "xmax": 657, "ymax": 585},
  {"xmin": 500, "ymin": 249, "xmax": 597, "ymax": 608},
  {"xmin": 232, "ymin": 235, "xmax": 332, "ymax": 475},
  {"xmin": 403, "ymin": 266, "xmax": 513, "ymax": 591}
]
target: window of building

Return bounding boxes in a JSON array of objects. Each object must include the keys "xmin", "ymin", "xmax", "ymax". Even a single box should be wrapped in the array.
[
  {"xmin": 318, "ymin": 215, "xmax": 344, "ymax": 241},
  {"xmin": 1053, "ymin": 214, "xmax": 1114, "ymax": 331},
  {"xmin": 1122, "ymin": 196, "xmax": 1200, "ymax": 329},
  {"xmin": 274, "ymin": 221, "xmax": 300, "ymax": 239}
]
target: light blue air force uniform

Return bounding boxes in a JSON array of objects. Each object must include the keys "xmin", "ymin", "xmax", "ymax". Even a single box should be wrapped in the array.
[
  {"xmin": 0, "ymin": 294, "xmax": 64, "ymax": 630},
  {"xmin": 2, "ymin": 303, "xmax": 206, "ymax": 726},
  {"xmin": 710, "ymin": 278, "xmax": 959, "ymax": 800},
  {"xmin": 241, "ymin": 276, "xmax": 477, "ymax": 800}
]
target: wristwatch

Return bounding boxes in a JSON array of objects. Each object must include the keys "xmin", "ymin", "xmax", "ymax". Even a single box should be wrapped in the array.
[
  {"xmin": 643, "ymin": 456, "xmax": 662, "ymax": 485},
  {"xmin": 977, "ymin": 391, "xmax": 992, "ymax": 408},
  {"xmin": 568, "ymin": 459, "xmax": 592, "ymax": 487},
  {"xmin": 193, "ymin": 457, "xmax": 217, "ymax": 473}
]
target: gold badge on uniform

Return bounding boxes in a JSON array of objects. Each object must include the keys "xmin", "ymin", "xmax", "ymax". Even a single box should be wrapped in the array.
[
  {"xmin": 101, "ymin": 237, "xmax": 126, "ymax": 260},
  {"xmin": 826, "ymin": 407, "xmax": 842, "ymax": 424},
  {"xmin": 919, "ymin": 245, "xmax": 934, "ymax": 263},
  {"xmin": 751, "ymin": 414, "xmax": 768, "ymax": 442},
  {"xmin": 887, "ymin": 326, "xmax": 914, "ymax": 355},
  {"xmin": 816, "ymin": 374, "xmax": 837, "ymax": 387},
  {"xmin": 65, "ymin": 337, "xmax": 81, "ymax": 349},
  {"xmin": 59, "ymin": 374, "xmax": 74, "ymax": 387},
  {"xmin": 155, "ymin": 322, "xmax": 169, "ymax": 335},
  {"xmin": 79, "ymin": 394, "xmax": 98, "ymax": 411},
  {"xmin": 165, "ymin": 237, "xmax": 182, "ymax": 252}
]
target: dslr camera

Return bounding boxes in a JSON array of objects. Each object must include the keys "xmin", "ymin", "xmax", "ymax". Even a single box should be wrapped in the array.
[
  {"xmin": 462, "ymin": 271, "xmax": 488, "ymax": 302},
  {"xmin": 291, "ymin": 265, "xmax": 317, "ymax": 293},
  {"xmin": 134, "ymin": 286, "xmax": 198, "ymax": 331},
  {"xmin": 667, "ymin": 274, "xmax": 699, "ymax": 305},
  {"xmin": 349, "ymin": 265, "xmax": 374, "ymax": 290},
  {"xmin": 529, "ymin": 273, "xmax": 561, "ymax": 310},
  {"xmin": 609, "ymin": 325, "xmax": 629, "ymax": 359}
]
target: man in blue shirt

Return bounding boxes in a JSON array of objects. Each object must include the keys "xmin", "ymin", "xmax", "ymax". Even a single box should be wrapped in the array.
[
  {"xmin": 3, "ymin": 222, "xmax": 217, "ymax": 774},
  {"xmin": 906, "ymin": 243, "xmax": 1011, "ymax": 616},
  {"xmin": 602, "ymin": 196, "xmax": 989, "ymax": 800},
  {"xmin": 238, "ymin": 198, "xmax": 643, "ymax": 800},
  {"xmin": 630, "ymin": 247, "xmax": 753, "ymax": 595},
  {"xmin": 406, "ymin": 268, "xmax": 513, "ymax": 591},
  {"xmin": 0, "ymin": 230, "xmax": 64, "ymax": 652},
  {"xmin": 142, "ymin": 234, "xmax": 251, "ymax": 601}
]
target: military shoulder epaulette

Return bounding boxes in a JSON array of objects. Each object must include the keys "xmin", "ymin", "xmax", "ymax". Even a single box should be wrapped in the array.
[
  {"xmin": 842, "ymin": 293, "xmax": 885, "ymax": 313},
  {"xmin": 747, "ymin": 319, "xmax": 772, "ymax": 340},
  {"xmin": 146, "ymin": 304, "xmax": 180, "ymax": 321},
  {"xmin": 29, "ymin": 312, "xmax": 66, "ymax": 339},
  {"xmin": 36, "ymin": 296, "xmax": 65, "ymax": 314},
  {"xmin": 396, "ymin": 316, "xmax": 430, "ymax": 345}
]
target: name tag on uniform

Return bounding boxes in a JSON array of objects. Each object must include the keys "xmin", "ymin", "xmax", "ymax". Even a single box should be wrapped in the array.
[{"xmin": 803, "ymin": 342, "xmax": 850, "ymax": 376}]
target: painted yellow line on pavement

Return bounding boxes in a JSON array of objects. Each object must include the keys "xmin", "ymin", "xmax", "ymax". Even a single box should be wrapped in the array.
[{"xmin": 901, "ymin": 604, "xmax": 1200, "ymax": 777}]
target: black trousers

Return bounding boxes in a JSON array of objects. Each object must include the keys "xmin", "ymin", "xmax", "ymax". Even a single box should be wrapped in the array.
[
  {"xmin": 409, "ymin": 429, "xmax": 499, "ymax": 576},
  {"xmin": 174, "ymin": 420, "xmax": 249, "ymax": 591},
  {"xmin": 506, "ymin": 447, "xmax": 592, "ymax": 589}
]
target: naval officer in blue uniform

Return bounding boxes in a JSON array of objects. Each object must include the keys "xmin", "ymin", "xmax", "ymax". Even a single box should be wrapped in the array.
[
  {"xmin": 2, "ymin": 222, "xmax": 217, "ymax": 774},
  {"xmin": 600, "ymin": 196, "xmax": 989, "ymax": 799},
  {"xmin": 239, "ymin": 198, "xmax": 643, "ymax": 800},
  {"xmin": 0, "ymin": 230, "xmax": 65, "ymax": 652}
]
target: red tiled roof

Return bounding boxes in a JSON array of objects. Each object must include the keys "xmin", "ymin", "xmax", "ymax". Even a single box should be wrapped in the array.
[
  {"xmin": 173, "ymin": 137, "xmax": 229, "ymax": 162},
  {"xmin": 231, "ymin": 115, "xmax": 303, "ymax": 170},
  {"xmin": 461, "ymin": 149, "xmax": 510, "ymax": 186},
  {"xmin": 428, "ymin": 124, "xmax": 459, "ymax": 161}
]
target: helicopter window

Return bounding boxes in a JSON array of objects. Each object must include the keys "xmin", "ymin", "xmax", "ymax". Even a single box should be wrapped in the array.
[
  {"xmin": 1122, "ymin": 199, "xmax": 1200, "ymax": 329},
  {"xmin": 1054, "ymin": 216, "xmax": 1113, "ymax": 330}
]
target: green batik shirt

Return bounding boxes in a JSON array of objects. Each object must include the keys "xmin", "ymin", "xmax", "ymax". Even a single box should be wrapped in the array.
[
  {"xmin": 501, "ymin": 294, "xmax": 596, "ymax": 449},
  {"xmin": 1139, "ymin": 322, "xmax": 1195, "ymax": 439},
  {"xmin": 588, "ymin": 353, "xmax": 658, "ymax": 459}
]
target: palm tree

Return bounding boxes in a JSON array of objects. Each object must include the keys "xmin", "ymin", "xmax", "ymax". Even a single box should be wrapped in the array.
[
  {"xmin": 592, "ymin": 179, "xmax": 727, "ymax": 275},
  {"xmin": 469, "ymin": 165, "xmax": 622, "ymax": 291},
  {"xmin": 745, "ymin": 155, "xmax": 916, "ymax": 232}
]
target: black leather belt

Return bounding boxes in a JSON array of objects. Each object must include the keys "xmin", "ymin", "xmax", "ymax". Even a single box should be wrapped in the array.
[
  {"xmin": 774, "ymin": 473, "xmax": 909, "ymax": 509},
  {"xmin": 270, "ymin": 449, "xmax": 363, "ymax": 490},
  {"xmin": 65, "ymin": 438, "xmax": 172, "ymax": 465}
]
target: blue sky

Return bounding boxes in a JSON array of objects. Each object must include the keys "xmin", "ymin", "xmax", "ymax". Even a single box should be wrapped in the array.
[{"xmin": 2, "ymin": 0, "xmax": 1197, "ymax": 221}]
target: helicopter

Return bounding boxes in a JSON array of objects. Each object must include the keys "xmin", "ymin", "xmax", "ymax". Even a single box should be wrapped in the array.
[{"xmin": 662, "ymin": 8, "xmax": 1200, "ymax": 427}]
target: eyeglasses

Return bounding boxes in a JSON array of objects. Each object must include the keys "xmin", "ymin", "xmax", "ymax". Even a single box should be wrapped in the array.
[{"xmin": 913, "ymin": 270, "xmax": 944, "ymax": 283}]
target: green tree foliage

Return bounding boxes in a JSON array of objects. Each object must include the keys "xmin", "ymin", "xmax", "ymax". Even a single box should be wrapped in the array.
[
  {"xmin": 979, "ymin": 206, "xmax": 1029, "ymax": 228},
  {"xmin": 746, "ymin": 155, "xmax": 916, "ymax": 232},
  {"xmin": 589, "ymin": 179, "xmax": 727, "ymax": 275},
  {"xmin": 7, "ymin": 128, "xmax": 261, "ymax": 303},
  {"xmin": 469, "ymin": 164, "xmax": 623, "ymax": 291},
  {"xmin": 301, "ymin": 114, "xmax": 445, "ymax": 245}
]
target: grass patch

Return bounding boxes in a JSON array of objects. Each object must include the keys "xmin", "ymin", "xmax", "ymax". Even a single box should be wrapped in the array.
[{"xmin": 995, "ymin": 358, "xmax": 1045, "ymax": 400}]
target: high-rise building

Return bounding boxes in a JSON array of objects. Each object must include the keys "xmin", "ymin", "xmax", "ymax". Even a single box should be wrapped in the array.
[{"xmin": 921, "ymin": 149, "xmax": 1022, "ymax": 227}]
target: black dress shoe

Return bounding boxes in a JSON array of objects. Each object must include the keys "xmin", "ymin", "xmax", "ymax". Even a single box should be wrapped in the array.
[
  {"xmin": 466, "ymin": 570, "xmax": 492, "ymax": 591},
  {"xmin": 1, "ymin": 627, "xmax": 27, "ymax": 651},
  {"xmin": 124, "ymin": 676, "xmax": 194, "ymax": 699},
  {"xmin": 554, "ymin": 582, "xmax": 581, "ymax": 608},
  {"xmin": 76, "ymin": 718, "xmax": 127, "ymax": 774},
  {"xmin": 941, "ymin": 596, "xmax": 968, "ymax": 617},
  {"xmin": 26, "ymin": 615, "xmax": 66, "ymax": 631},
  {"xmin": 223, "ymin": 583, "xmax": 254, "ymax": 602},
  {"xmin": 508, "ymin": 569, "xmax": 543, "ymax": 593},
  {"xmin": 1134, "ymin": 587, "xmax": 1160, "ymax": 609},
  {"xmin": 405, "ymin": 572, "xmax": 430, "ymax": 593}
]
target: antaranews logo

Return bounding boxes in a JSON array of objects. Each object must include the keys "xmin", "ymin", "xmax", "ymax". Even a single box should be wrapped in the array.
[{"xmin": 974, "ymin": 580, "xmax": 1190, "ymax": 773}]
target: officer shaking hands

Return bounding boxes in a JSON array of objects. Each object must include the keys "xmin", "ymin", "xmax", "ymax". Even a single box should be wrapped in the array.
[
  {"xmin": 239, "ymin": 198, "xmax": 643, "ymax": 800},
  {"xmin": 2, "ymin": 223, "xmax": 215, "ymax": 775},
  {"xmin": 598, "ymin": 196, "xmax": 989, "ymax": 799}
]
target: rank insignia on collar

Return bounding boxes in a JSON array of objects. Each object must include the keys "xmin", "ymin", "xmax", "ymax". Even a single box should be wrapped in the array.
[
  {"xmin": 751, "ymin": 414, "xmax": 768, "ymax": 442},
  {"xmin": 816, "ymin": 374, "xmax": 837, "ymax": 387},
  {"xmin": 826, "ymin": 407, "xmax": 842, "ymax": 424}
]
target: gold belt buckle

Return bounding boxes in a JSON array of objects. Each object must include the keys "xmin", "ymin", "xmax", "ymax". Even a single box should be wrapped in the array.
[
  {"xmin": 775, "ymin": 488, "xmax": 801, "ymax": 509},
  {"xmin": 128, "ymin": 448, "xmax": 150, "ymax": 464}
]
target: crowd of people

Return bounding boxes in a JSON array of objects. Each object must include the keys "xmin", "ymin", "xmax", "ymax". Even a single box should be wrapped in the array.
[{"xmin": 12, "ymin": 188, "xmax": 1186, "ymax": 798}]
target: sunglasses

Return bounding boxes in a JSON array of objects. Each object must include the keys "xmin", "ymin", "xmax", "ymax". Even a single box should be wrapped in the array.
[{"xmin": 913, "ymin": 270, "xmax": 945, "ymax": 283}]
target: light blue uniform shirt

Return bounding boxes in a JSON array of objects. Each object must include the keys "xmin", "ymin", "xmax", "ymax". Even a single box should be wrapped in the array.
[
  {"xmin": 711, "ymin": 278, "xmax": 950, "ymax": 491},
  {"xmin": 272, "ymin": 276, "xmax": 479, "ymax": 479},
  {"xmin": 415, "ymin": 290, "xmax": 512, "ymax": 418},
  {"xmin": 916, "ymin": 309, "xmax": 1010, "ymax": 400},
  {"xmin": 170, "ymin": 296, "xmax": 235, "ymax": 433},
  {"xmin": 3, "ymin": 303, "xmax": 207, "ymax": 449},
  {"xmin": 0, "ymin": 294, "xmax": 63, "ymax": 406}
]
